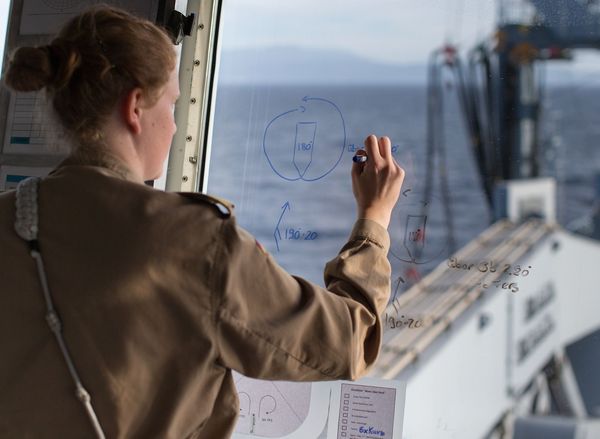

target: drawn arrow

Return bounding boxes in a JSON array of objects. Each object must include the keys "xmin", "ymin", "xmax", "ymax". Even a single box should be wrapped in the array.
[
  {"xmin": 273, "ymin": 201, "xmax": 291, "ymax": 252},
  {"xmin": 391, "ymin": 276, "xmax": 406, "ymax": 314},
  {"xmin": 402, "ymin": 189, "xmax": 412, "ymax": 197}
]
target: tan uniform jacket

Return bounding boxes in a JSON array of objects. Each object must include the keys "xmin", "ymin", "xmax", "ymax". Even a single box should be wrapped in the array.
[{"xmin": 0, "ymin": 160, "xmax": 391, "ymax": 438}]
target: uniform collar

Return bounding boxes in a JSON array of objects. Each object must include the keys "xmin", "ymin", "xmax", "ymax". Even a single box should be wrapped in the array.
[{"xmin": 52, "ymin": 146, "xmax": 139, "ymax": 183}]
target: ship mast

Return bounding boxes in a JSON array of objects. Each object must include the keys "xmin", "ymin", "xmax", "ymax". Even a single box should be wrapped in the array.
[{"xmin": 494, "ymin": 0, "xmax": 600, "ymax": 180}]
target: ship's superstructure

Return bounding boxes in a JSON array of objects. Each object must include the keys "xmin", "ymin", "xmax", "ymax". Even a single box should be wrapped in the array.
[{"xmin": 373, "ymin": 1, "xmax": 600, "ymax": 437}]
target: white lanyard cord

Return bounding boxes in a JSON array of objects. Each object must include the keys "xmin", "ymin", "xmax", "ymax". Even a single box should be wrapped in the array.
[{"xmin": 15, "ymin": 177, "xmax": 106, "ymax": 439}]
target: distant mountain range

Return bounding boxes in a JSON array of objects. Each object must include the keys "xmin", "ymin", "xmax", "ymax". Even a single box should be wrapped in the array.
[
  {"xmin": 217, "ymin": 46, "xmax": 427, "ymax": 85},
  {"xmin": 217, "ymin": 46, "xmax": 598, "ymax": 87}
]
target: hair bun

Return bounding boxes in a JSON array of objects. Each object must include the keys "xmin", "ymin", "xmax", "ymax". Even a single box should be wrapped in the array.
[
  {"xmin": 4, "ymin": 46, "xmax": 54, "ymax": 92},
  {"xmin": 47, "ymin": 40, "xmax": 81, "ymax": 91}
]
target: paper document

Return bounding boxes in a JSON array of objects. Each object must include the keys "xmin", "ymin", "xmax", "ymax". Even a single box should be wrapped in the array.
[{"xmin": 232, "ymin": 376, "xmax": 405, "ymax": 439}]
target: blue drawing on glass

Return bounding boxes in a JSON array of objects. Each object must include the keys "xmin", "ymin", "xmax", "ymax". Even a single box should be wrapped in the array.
[
  {"xmin": 263, "ymin": 96, "xmax": 346, "ymax": 181},
  {"xmin": 389, "ymin": 190, "xmax": 448, "ymax": 265},
  {"xmin": 274, "ymin": 201, "xmax": 291, "ymax": 252}
]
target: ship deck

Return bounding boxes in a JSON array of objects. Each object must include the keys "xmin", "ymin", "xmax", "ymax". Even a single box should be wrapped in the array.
[{"xmin": 372, "ymin": 219, "xmax": 556, "ymax": 379}]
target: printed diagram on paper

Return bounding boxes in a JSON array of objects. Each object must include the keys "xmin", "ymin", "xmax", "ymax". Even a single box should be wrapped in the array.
[
  {"xmin": 2, "ymin": 92, "xmax": 68, "ymax": 155},
  {"xmin": 19, "ymin": 0, "xmax": 159, "ymax": 35},
  {"xmin": 234, "ymin": 374, "xmax": 319, "ymax": 438}
]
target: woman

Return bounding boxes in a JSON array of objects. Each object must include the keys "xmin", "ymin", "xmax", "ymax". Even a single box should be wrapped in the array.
[{"xmin": 0, "ymin": 5, "xmax": 404, "ymax": 439}]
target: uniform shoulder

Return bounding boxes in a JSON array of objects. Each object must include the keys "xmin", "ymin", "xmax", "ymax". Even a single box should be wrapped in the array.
[
  {"xmin": 0, "ymin": 190, "xmax": 16, "ymax": 226},
  {"xmin": 0, "ymin": 189, "xmax": 15, "ymax": 200},
  {"xmin": 176, "ymin": 192, "xmax": 235, "ymax": 219}
]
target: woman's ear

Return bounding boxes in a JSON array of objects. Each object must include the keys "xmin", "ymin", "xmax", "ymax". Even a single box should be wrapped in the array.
[{"xmin": 121, "ymin": 87, "xmax": 144, "ymax": 135}]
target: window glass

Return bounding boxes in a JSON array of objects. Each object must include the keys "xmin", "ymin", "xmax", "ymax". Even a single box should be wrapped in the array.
[
  {"xmin": 206, "ymin": 1, "xmax": 600, "ymax": 437},
  {"xmin": 0, "ymin": 1, "xmax": 9, "ymax": 72}
]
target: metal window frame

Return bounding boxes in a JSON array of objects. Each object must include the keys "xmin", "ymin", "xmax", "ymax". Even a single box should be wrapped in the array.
[{"xmin": 166, "ymin": 0, "xmax": 222, "ymax": 192}]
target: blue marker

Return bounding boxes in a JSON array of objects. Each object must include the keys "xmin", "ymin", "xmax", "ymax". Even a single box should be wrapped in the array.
[{"xmin": 352, "ymin": 154, "xmax": 368, "ymax": 163}]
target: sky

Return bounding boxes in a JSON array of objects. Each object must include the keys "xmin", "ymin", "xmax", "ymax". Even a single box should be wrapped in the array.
[
  {"xmin": 1, "ymin": 0, "xmax": 599, "ymax": 76},
  {"xmin": 215, "ymin": 0, "xmax": 600, "ymax": 84},
  {"xmin": 1, "ymin": 0, "xmax": 497, "ymax": 71},
  {"xmin": 220, "ymin": 0, "xmax": 498, "ymax": 65},
  {"xmin": 218, "ymin": 0, "xmax": 600, "ymax": 77}
]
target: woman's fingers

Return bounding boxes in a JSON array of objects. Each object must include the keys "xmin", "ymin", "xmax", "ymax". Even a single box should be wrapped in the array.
[
  {"xmin": 362, "ymin": 135, "xmax": 394, "ymax": 167},
  {"xmin": 351, "ymin": 134, "xmax": 405, "ymax": 229},
  {"xmin": 363, "ymin": 134, "xmax": 384, "ymax": 166},
  {"xmin": 378, "ymin": 136, "xmax": 393, "ymax": 161}
]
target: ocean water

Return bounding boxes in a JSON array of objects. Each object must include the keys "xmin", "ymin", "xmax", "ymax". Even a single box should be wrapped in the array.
[{"xmin": 206, "ymin": 84, "xmax": 600, "ymax": 287}]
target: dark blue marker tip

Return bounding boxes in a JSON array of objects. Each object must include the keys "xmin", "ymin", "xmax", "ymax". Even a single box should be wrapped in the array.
[{"xmin": 352, "ymin": 155, "xmax": 368, "ymax": 164}]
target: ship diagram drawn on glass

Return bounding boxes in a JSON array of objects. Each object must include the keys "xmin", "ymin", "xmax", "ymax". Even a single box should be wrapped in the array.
[
  {"xmin": 404, "ymin": 214, "xmax": 428, "ymax": 262},
  {"xmin": 263, "ymin": 96, "xmax": 346, "ymax": 182},
  {"xmin": 389, "ymin": 190, "xmax": 448, "ymax": 265}
]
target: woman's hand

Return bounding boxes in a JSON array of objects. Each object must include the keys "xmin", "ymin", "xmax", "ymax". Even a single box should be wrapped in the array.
[{"xmin": 351, "ymin": 135, "xmax": 405, "ymax": 229}]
